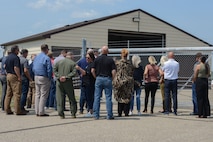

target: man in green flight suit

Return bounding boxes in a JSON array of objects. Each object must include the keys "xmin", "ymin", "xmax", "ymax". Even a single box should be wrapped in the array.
[{"xmin": 54, "ymin": 52, "xmax": 77, "ymax": 119}]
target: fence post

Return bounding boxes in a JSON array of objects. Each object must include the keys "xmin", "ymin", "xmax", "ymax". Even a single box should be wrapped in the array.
[{"xmin": 82, "ymin": 38, "xmax": 87, "ymax": 58}]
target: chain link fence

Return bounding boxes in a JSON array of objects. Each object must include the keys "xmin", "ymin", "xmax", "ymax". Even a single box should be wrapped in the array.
[{"xmin": 108, "ymin": 40, "xmax": 213, "ymax": 91}]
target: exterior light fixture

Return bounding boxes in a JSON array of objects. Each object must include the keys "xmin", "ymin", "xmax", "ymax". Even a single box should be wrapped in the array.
[{"xmin": 132, "ymin": 17, "xmax": 140, "ymax": 22}]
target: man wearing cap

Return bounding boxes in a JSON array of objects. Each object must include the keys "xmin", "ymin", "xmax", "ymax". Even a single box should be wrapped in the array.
[
  {"xmin": 0, "ymin": 49, "xmax": 11, "ymax": 111},
  {"xmin": 33, "ymin": 44, "xmax": 52, "ymax": 117}
]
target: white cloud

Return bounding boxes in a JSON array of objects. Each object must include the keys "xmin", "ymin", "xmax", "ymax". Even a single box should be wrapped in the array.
[
  {"xmin": 28, "ymin": 0, "xmax": 72, "ymax": 11},
  {"xmin": 70, "ymin": 9, "xmax": 99, "ymax": 19}
]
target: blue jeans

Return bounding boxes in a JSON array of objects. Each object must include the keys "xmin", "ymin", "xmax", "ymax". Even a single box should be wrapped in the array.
[
  {"xmin": 93, "ymin": 76, "xmax": 113, "ymax": 119},
  {"xmin": 21, "ymin": 79, "xmax": 29, "ymax": 110},
  {"xmin": 164, "ymin": 79, "xmax": 178, "ymax": 113},
  {"xmin": 192, "ymin": 83, "xmax": 198, "ymax": 113},
  {"xmin": 46, "ymin": 78, "xmax": 56, "ymax": 108},
  {"xmin": 0, "ymin": 75, "xmax": 7, "ymax": 111},
  {"xmin": 130, "ymin": 87, "xmax": 141, "ymax": 112},
  {"xmin": 79, "ymin": 86, "xmax": 87, "ymax": 112}
]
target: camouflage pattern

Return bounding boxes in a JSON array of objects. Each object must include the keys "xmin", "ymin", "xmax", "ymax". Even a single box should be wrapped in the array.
[{"xmin": 113, "ymin": 59, "xmax": 134, "ymax": 103}]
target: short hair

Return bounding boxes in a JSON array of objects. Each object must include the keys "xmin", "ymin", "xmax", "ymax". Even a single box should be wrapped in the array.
[
  {"xmin": 66, "ymin": 51, "xmax": 73, "ymax": 59},
  {"xmin": 11, "ymin": 45, "xmax": 19, "ymax": 53},
  {"xmin": 196, "ymin": 52, "xmax": 202, "ymax": 59},
  {"xmin": 47, "ymin": 52, "xmax": 53, "ymax": 58},
  {"xmin": 41, "ymin": 44, "xmax": 49, "ymax": 51},
  {"xmin": 121, "ymin": 48, "xmax": 128, "ymax": 58},
  {"xmin": 61, "ymin": 49, "xmax": 67, "ymax": 54},
  {"xmin": 20, "ymin": 49, "xmax": 28, "ymax": 55}
]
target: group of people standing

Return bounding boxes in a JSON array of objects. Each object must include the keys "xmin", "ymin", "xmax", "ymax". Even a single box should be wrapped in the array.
[
  {"xmin": 112, "ymin": 49, "xmax": 179, "ymax": 117},
  {"xmin": 0, "ymin": 44, "xmax": 211, "ymax": 119}
]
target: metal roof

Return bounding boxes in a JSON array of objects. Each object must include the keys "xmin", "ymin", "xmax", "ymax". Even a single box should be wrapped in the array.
[{"xmin": 1, "ymin": 9, "xmax": 212, "ymax": 46}]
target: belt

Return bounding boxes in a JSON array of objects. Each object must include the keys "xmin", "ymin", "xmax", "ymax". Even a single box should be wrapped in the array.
[{"xmin": 98, "ymin": 74, "xmax": 110, "ymax": 77}]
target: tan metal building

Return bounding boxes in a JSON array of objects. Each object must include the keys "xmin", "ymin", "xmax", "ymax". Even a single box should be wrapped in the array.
[{"xmin": 1, "ymin": 9, "xmax": 212, "ymax": 57}]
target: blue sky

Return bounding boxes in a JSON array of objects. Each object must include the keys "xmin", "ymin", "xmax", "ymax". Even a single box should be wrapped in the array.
[{"xmin": 0, "ymin": 0, "xmax": 212, "ymax": 45}]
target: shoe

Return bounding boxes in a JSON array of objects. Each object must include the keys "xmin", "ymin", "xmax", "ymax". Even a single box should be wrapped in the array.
[
  {"xmin": 84, "ymin": 112, "xmax": 93, "ymax": 118},
  {"xmin": 64, "ymin": 109, "xmax": 69, "ymax": 111},
  {"xmin": 79, "ymin": 111, "xmax": 83, "ymax": 114},
  {"xmin": 118, "ymin": 114, "xmax": 122, "ymax": 117},
  {"xmin": 138, "ymin": 112, "xmax": 142, "ymax": 116},
  {"xmin": 71, "ymin": 115, "xmax": 76, "ymax": 119},
  {"xmin": 6, "ymin": 112, "xmax": 14, "ymax": 115},
  {"xmin": 94, "ymin": 117, "xmax": 99, "ymax": 120},
  {"xmin": 173, "ymin": 112, "xmax": 177, "ymax": 116},
  {"xmin": 190, "ymin": 112, "xmax": 198, "ymax": 115},
  {"xmin": 143, "ymin": 109, "xmax": 147, "ymax": 113},
  {"xmin": 164, "ymin": 111, "xmax": 169, "ymax": 115},
  {"xmin": 107, "ymin": 117, "xmax": 114, "ymax": 120},
  {"xmin": 125, "ymin": 114, "xmax": 129, "ymax": 117},
  {"xmin": 60, "ymin": 115, "xmax": 65, "ymax": 119},
  {"xmin": 16, "ymin": 112, "xmax": 27, "ymax": 115},
  {"xmin": 150, "ymin": 110, "xmax": 153, "ymax": 114},
  {"xmin": 129, "ymin": 111, "xmax": 133, "ymax": 116},
  {"xmin": 22, "ymin": 109, "xmax": 29, "ymax": 113},
  {"xmin": 159, "ymin": 110, "xmax": 165, "ymax": 113},
  {"xmin": 39, "ymin": 114, "xmax": 49, "ymax": 117}
]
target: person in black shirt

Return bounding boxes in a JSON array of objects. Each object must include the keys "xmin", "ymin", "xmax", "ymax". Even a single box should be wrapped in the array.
[
  {"xmin": 76, "ymin": 52, "xmax": 96, "ymax": 117},
  {"xmin": 5, "ymin": 45, "xmax": 27, "ymax": 115},
  {"xmin": 91, "ymin": 46, "xmax": 116, "ymax": 120}
]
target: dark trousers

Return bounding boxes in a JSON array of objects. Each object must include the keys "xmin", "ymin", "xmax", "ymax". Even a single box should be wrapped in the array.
[
  {"xmin": 85, "ymin": 85, "xmax": 95, "ymax": 111},
  {"xmin": 165, "ymin": 79, "xmax": 178, "ymax": 113},
  {"xmin": 79, "ymin": 86, "xmax": 87, "ymax": 113},
  {"xmin": 118, "ymin": 102, "xmax": 130, "ymax": 116},
  {"xmin": 56, "ymin": 80, "xmax": 77, "ymax": 117},
  {"xmin": 144, "ymin": 82, "xmax": 158, "ymax": 112},
  {"xmin": 20, "ymin": 79, "xmax": 29, "ymax": 110},
  {"xmin": 196, "ymin": 78, "xmax": 211, "ymax": 117},
  {"xmin": 0, "ymin": 75, "xmax": 7, "ymax": 111}
]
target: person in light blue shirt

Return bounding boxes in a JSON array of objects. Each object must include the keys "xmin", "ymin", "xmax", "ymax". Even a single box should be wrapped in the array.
[{"xmin": 33, "ymin": 44, "xmax": 52, "ymax": 116}]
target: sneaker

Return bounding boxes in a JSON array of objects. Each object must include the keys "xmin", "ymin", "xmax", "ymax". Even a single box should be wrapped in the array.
[
  {"xmin": 129, "ymin": 111, "xmax": 133, "ymax": 116},
  {"xmin": 138, "ymin": 112, "xmax": 142, "ymax": 116},
  {"xmin": 84, "ymin": 112, "xmax": 93, "ymax": 118}
]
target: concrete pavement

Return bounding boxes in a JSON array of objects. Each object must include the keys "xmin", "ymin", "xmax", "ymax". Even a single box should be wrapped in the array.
[{"xmin": 0, "ymin": 89, "xmax": 212, "ymax": 142}]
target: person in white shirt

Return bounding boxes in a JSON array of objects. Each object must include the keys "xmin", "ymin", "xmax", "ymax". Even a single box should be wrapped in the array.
[{"xmin": 162, "ymin": 52, "xmax": 179, "ymax": 115}]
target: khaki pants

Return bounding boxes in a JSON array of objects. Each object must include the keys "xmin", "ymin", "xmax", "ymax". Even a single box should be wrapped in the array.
[
  {"xmin": 4, "ymin": 74, "xmax": 22, "ymax": 114},
  {"xmin": 35, "ymin": 76, "xmax": 51, "ymax": 115},
  {"xmin": 27, "ymin": 81, "xmax": 35, "ymax": 108}
]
